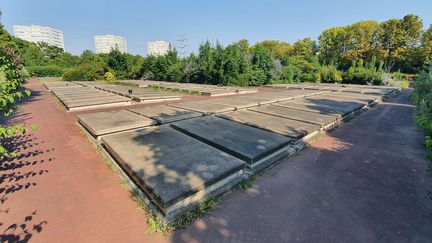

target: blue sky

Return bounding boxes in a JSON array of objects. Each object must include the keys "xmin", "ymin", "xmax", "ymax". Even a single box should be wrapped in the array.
[{"xmin": 2, "ymin": 0, "xmax": 432, "ymax": 56}]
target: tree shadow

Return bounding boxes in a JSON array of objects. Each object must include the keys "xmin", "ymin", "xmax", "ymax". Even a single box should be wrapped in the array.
[
  {"xmin": 0, "ymin": 211, "xmax": 47, "ymax": 243},
  {"xmin": 0, "ymin": 132, "xmax": 53, "ymax": 242}
]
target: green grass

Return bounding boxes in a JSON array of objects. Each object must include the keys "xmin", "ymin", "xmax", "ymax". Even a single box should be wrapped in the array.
[
  {"xmin": 130, "ymin": 189, "xmax": 220, "ymax": 235},
  {"xmin": 238, "ymin": 175, "xmax": 256, "ymax": 190}
]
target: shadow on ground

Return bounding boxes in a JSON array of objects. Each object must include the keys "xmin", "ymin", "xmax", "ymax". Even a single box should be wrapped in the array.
[{"xmin": 0, "ymin": 86, "xmax": 51, "ymax": 243}]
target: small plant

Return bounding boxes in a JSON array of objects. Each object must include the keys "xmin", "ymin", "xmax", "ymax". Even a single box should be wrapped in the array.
[
  {"xmin": 401, "ymin": 80, "xmax": 410, "ymax": 88},
  {"xmin": 104, "ymin": 71, "xmax": 116, "ymax": 82},
  {"xmin": 129, "ymin": 188, "xmax": 220, "ymax": 235},
  {"xmin": 238, "ymin": 175, "xmax": 256, "ymax": 190},
  {"xmin": 130, "ymin": 190, "xmax": 219, "ymax": 235}
]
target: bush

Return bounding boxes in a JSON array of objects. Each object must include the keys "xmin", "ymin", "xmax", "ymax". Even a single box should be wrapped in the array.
[
  {"xmin": 62, "ymin": 64, "xmax": 106, "ymax": 81},
  {"xmin": 412, "ymin": 64, "xmax": 432, "ymax": 169},
  {"xmin": 27, "ymin": 65, "xmax": 66, "ymax": 77},
  {"xmin": 320, "ymin": 65, "xmax": 342, "ymax": 83},
  {"xmin": 104, "ymin": 71, "xmax": 116, "ymax": 82},
  {"xmin": 343, "ymin": 60, "xmax": 382, "ymax": 85}
]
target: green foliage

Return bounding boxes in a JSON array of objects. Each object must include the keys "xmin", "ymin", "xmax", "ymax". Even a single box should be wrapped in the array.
[
  {"xmin": 104, "ymin": 71, "xmax": 116, "ymax": 82},
  {"xmin": 0, "ymin": 22, "xmax": 34, "ymax": 159},
  {"xmin": 318, "ymin": 14, "xmax": 426, "ymax": 73},
  {"xmin": 343, "ymin": 59, "xmax": 383, "ymax": 85},
  {"xmin": 253, "ymin": 40, "xmax": 291, "ymax": 59},
  {"xmin": 250, "ymin": 44, "xmax": 274, "ymax": 84},
  {"xmin": 281, "ymin": 56, "xmax": 321, "ymax": 83},
  {"xmin": 238, "ymin": 176, "xmax": 256, "ymax": 190},
  {"xmin": 130, "ymin": 188, "xmax": 219, "ymax": 235},
  {"xmin": 320, "ymin": 65, "xmax": 343, "ymax": 83},
  {"xmin": 107, "ymin": 49, "xmax": 128, "ymax": 79},
  {"xmin": 62, "ymin": 63, "xmax": 106, "ymax": 81},
  {"xmin": 26, "ymin": 65, "xmax": 66, "ymax": 77},
  {"xmin": 411, "ymin": 65, "xmax": 432, "ymax": 168}
]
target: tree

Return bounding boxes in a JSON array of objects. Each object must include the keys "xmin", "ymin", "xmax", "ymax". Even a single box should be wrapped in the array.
[
  {"xmin": 254, "ymin": 40, "xmax": 291, "ymax": 59},
  {"xmin": 378, "ymin": 15, "xmax": 423, "ymax": 71},
  {"xmin": 250, "ymin": 44, "xmax": 274, "ymax": 84},
  {"xmin": 106, "ymin": 49, "xmax": 128, "ymax": 79},
  {"xmin": 289, "ymin": 38, "xmax": 318, "ymax": 59},
  {"xmin": 38, "ymin": 42, "xmax": 64, "ymax": 59},
  {"xmin": 421, "ymin": 25, "xmax": 432, "ymax": 66},
  {"xmin": 237, "ymin": 39, "xmax": 250, "ymax": 54},
  {"xmin": 319, "ymin": 27, "xmax": 348, "ymax": 66},
  {"xmin": 343, "ymin": 20, "xmax": 381, "ymax": 65}
]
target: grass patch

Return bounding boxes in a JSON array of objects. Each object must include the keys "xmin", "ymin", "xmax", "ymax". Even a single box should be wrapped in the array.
[
  {"xmin": 130, "ymin": 189, "xmax": 220, "ymax": 235},
  {"xmin": 238, "ymin": 175, "xmax": 256, "ymax": 190}
]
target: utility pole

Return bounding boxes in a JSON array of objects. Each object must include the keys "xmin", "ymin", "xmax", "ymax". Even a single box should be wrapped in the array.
[{"xmin": 177, "ymin": 34, "xmax": 188, "ymax": 57}]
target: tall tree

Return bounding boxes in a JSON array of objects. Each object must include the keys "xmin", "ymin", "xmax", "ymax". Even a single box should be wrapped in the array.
[
  {"xmin": 421, "ymin": 25, "xmax": 432, "ymax": 66},
  {"xmin": 289, "ymin": 38, "xmax": 318, "ymax": 59},
  {"xmin": 318, "ymin": 27, "xmax": 348, "ymax": 66},
  {"xmin": 254, "ymin": 40, "xmax": 291, "ymax": 59}
]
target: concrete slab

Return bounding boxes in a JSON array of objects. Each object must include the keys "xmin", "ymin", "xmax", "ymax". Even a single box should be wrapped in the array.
[
  {"xmin": 77, "ymin": 110, "xmax": 155, "ymax": 137},
  {"xmin": 63, "ymin": 96, "xmax": 129, "ymax": 105},
  {"xmin": 59, "ymin": 94, "xmax": 109, "ymax": 100},
  {"xmin": 101, "ymin": 125, "xmax": 246, "ymax": 212},
  {"xmin": 217, "ymin": 110, "xmax": 321, "ymax": 138},
  {"xmin": 248, "ymin": 105, "xmax": 338, "ymax": 127},
  {"xmin": 171, "ymin": 116, "xmax": 293, "ymax": 165},
  {"xmin": 274, "ymin": 96, "xmax": 365, "ymax": 117},
  {"xmin": 170, "ymin": 101, "xmax": 235, "ymax": 115},
  {"xmin": 129, "ymin": 105, "xmax": 202, "ymax": 124},
  {"xmin": 200, "ymin": 90, "xmax": 236, "ymax": 96},
  {"xmin": 64, "ymin": 97, "xmax": 130, "ymax": 111},
  {"xmin": 321, "ymin": 92, "xmax": 378, "ymax": 104},
  {"xmin": 207, "ymin": 96, "xmax": 262, "ymax": 109}
]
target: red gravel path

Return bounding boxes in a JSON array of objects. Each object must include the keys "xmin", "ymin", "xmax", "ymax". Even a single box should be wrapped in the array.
[{"xmin": 0, "ymin": 79, "xmax": 168, "ymax": 242}]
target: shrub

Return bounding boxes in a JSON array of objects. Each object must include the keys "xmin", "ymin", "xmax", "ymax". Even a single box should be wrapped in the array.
[
  {"xmin": 412, "ymin": 64, "xmax": 432, "ymax": 168},
  {"xmin": 62, "ymin": 64, "xmax": 106, "ymax": 81},
  {"xmin": 320, "ymin": 65, "xmax": 343, "ymax": 83},
  {"xmin": 343, "ymin": 60, "xmax": 382, "ymax": 85},
  {"xmin": 104, "ymin": 71, "xmax": 116, "ymax": 82},
  {"xmin": 26, "ymin": 65, "xmax": 66, "ymax": 77}
]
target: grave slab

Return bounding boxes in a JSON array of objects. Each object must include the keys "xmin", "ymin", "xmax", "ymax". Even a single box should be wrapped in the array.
[
  {"xmin": 217, "ymin": 110, "xmax": 321, "ymax": 138},
  {"xmin": 248, "ymin": 105, "xmax": 338, "ymax": 127},
  {"xmin": 129, "ymin": 105, "xmax": 202, "ymax": 124},
  {"xmin": 320, "ymin": 93, "xmax": 377, "ymax": 104},
  {"xmin": 171, "ymin": 116, "xmax": 292, "ymax": 164},
  {"xmin": 207, "ymin": 96, "xmax": 262, "ymax": 109},
  {"xmin": 274, "ymin": 96, "xmax": 365, "ymax": 117},
  {"xmin": 101, "ymin": 125, "xmax": 246, "ymax": 211},
  {"xmin": 170, "ymin": 101, "xmax": 235, "ymax": 115},
  {"xmin": 63, "ymin": 96, "xmax": 129, "ymax": 105},
  {"xmin": 77, "ymin": 110, "xmax": 155, "ymax": 137}
]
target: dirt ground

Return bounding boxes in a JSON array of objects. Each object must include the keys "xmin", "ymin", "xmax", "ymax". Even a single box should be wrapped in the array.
[{"xmin": 1, "ymin": 79, "xmax": 431, "ymax": 243}]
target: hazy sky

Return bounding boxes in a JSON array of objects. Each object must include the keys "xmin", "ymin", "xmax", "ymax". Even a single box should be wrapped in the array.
[{"xmin": 2, "ymin": 0, "xmax": 432, "ymax": 55}]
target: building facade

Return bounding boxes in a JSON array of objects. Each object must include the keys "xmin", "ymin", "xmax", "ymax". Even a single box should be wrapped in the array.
[
  {"xmin": 13, "ymin": 25, "xmax": 64, "ymax": 50},
  {"xmin": 147, "ymin": 41, "xmax": 170, "ymax": 56},
  {"xmin": 94, "ymin": 35, "xmax": 127, "ymax": 54}
]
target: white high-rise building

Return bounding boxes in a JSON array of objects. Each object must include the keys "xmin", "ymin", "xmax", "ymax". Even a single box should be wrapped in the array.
[
  {"xmin": 13, "ymin": 25, "xmax": 64, "ymax": 50},
  {"xmin": 94, "ymin": 35, "xmax": 127, "ymax": 54},
  {"xmin": 147, "ymin": 41, "xmax": 170, "ymax": 56}
]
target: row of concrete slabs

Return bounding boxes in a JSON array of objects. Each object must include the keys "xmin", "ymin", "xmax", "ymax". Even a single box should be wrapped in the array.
[
  {"xmin": 79, "ymin": 112, "xmax": 303, "ymax": 219},
  {"xmin": 75, "ymin": 86, "xmax": 387, "ymax": 221},
  {"xmin": 266, "ymin": 82, "xmax": 399, "ymax": 96},
  {"xmin": 47, "ymin": 83, "xmax": 131, "ymax": 111},
  {"xmin": 93, "ymin": 84, "xmax": 182, "ymax": 103}
]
